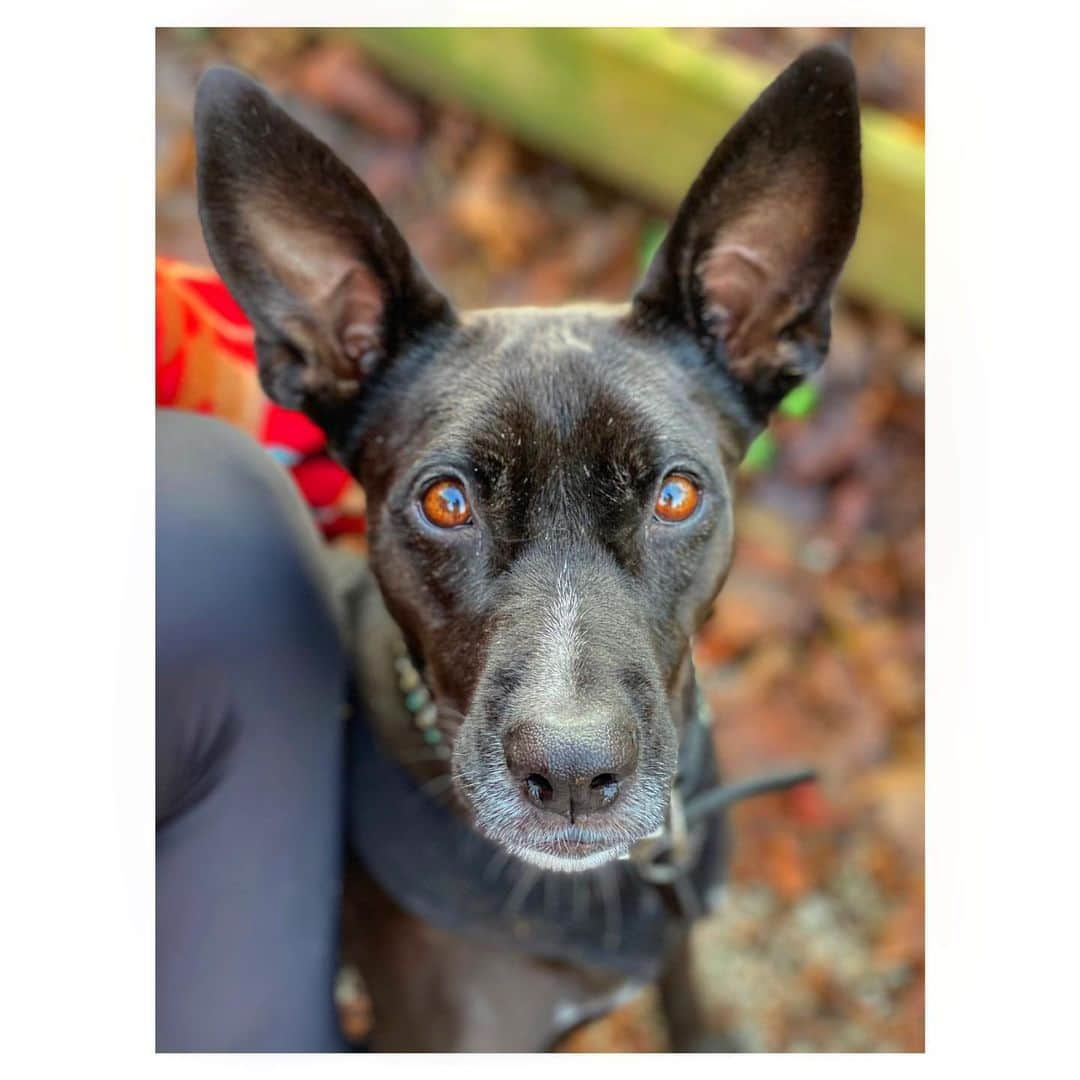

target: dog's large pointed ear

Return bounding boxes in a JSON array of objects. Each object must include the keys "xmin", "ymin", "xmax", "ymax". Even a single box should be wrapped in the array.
[
  {"xmin": 194, "ymin": 66, "xmax": 455, "ymax": 426},
  {"xmin": 631, "ymin": 45, "xmax": 862, "ymax": 426}
]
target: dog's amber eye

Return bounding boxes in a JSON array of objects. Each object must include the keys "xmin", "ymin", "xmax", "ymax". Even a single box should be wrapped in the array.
[
  {"xmin": 421, "ymin": 478, "xmax": 472, "ymax": 528},
  {"xmin": 654, "ymin": 473, "xmax": 701, "ymax": 523}
]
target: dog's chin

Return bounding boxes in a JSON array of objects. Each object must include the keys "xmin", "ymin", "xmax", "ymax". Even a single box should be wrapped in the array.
[
  {"xmin": 470, "ymin": 814, "xmax": 659, "ymax": 874},
  {"xmin": 511, "ymin": 839, "xmax": 631, "ymax": 874},
  {"xmin": 460, "ymin": 802, "xmax": 638, "ymax": 872}
]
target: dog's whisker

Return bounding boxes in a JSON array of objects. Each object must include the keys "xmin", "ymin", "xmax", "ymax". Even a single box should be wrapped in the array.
[
  {"xmin": 435, "ymin": 704, "xmax": 467, "ymax": 724},
  {"xmin": 504, "ymin": 863, "xmax": 540, "ymax": 919},
  {"xmin": 483, "ymin": 848, "xmax": 512, "ymax": 884},
  {"xmin": 570, "ymin": 873, "xmax": 588, "ymax": 925},
  {"xmin": 542, "ymin": 870, "xmax": 558, "ymax": 919},
  {"xmin": 420, "ymin": 774, "xmax": 454, "ymax": 800},
  {"xmin": 399, "ymin": 750, "xmax": 453, "ymax": 765},
  {"xmin": 598, "ymin": 863, "xmax": 622, "ymax": 952}
]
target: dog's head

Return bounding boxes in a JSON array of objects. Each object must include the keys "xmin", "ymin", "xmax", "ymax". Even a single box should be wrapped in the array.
[{"xmin": 194, "ymin": 46, "xmax": 861, "ymax": 872}]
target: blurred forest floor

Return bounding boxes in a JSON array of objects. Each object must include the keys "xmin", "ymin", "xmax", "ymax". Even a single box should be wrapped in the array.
[{"xmin": 157, "ymin": 27, "xmax": 924, "ymax": 1053}]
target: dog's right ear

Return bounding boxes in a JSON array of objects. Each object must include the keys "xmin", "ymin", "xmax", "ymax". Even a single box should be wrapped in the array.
[{"xmin": 194, "ymin": 66, "xmax": 455, "ymax": 424}]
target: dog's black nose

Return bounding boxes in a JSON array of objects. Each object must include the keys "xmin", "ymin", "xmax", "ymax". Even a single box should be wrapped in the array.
[{"xmin": 503, "ymin": 718, "xmax": 638, "ymax": 818}]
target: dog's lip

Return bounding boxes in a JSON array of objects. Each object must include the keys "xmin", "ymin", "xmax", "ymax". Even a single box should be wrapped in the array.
[
  {"xmin": 525, "ymin": 827, "xmax": 625, "ymax": 857},
  {"xmin": 534, "ymin": 837, "xmax": 604, "ymax": 856},
  {"xmin": 514, "ymin": 830, "xmax": 634, "ymax": 872}
]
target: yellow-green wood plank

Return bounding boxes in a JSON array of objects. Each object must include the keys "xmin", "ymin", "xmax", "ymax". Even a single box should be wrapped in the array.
[{"xmin": 346, "ymin": 28, "xmax": 924, "ymax": 323}]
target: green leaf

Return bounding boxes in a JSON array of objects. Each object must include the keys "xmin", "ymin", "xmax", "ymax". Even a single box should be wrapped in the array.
[
  {"xmin": 741, "ymin": 431, "xmax": 776, "ymax": 473},
  {"xmin": 778, "ymin": 382, "xmax": 819, "ymax": 418},
  {"xmin": 638, "ymin": 221, "xmax": 667, "ymax": 272}
]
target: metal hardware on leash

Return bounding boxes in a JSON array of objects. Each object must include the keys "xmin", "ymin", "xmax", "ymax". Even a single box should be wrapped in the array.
[
  {"xmin": 628, "ymin": 765, "xmax": 819, "ymax": 885},
  {"xmin": 630, "ymin": 788, "xmax": 698, "ymax": 884}
]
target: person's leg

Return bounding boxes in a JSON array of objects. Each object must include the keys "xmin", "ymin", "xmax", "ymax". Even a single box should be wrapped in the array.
[{"xmin": 156, "ymin": 410, "xmax": 349, "ymax": 1052}]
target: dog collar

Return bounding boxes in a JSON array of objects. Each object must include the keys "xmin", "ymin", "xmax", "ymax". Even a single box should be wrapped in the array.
[{"xmin": 390, "ymin": 643, "xmax": 449, "ymax": 757}]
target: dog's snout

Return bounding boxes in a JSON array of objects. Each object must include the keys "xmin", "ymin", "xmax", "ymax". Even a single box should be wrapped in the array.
[{"xmin": 503, "ymin": 717, "xmax": 638, "ymax": 819}]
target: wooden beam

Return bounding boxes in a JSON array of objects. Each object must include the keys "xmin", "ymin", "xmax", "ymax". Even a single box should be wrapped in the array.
[{"xmin": 347, "ymin": 27, "xmax": 924, "ymax": 323}]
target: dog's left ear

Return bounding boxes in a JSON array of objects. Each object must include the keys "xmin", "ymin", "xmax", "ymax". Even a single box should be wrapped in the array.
[
  {"xmin": 194, "ymin": 66, "xmax": 455, "ymax": 430},
  {"xmin": 631, "ymin": 45, "xmax": 862, "ymax": 425}
]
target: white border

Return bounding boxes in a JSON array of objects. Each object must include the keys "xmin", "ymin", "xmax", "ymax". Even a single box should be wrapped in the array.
[{"xmin": 6, "ymin": 4, "xmax": 1078, "ymax": 1076}]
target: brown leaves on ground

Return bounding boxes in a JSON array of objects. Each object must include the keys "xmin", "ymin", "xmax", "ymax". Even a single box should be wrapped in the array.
[
  {"xmin": 682, "ymin": 293, "xmax": 924, "ymax": 1050},
  {"xmin": 292, "ymin": 43, "xmax": 422, "ymax": 142},
  {"xmin": 447, "ymin": 136, "xmax": 551, "ymax": 269},
  {"xmin": 554, "ymin": 988, "xmax": 669, "ymax": 1053}
]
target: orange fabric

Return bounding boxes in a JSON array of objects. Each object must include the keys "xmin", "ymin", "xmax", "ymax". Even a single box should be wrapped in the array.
[{"xmin": 155, "ymin": 256, "xmax": 366, "ymax": 539}]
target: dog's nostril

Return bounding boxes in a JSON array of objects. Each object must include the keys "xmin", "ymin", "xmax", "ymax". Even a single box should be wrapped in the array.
[
  {"xmin": 589, "ymin": 772, "xmax": 621, "ymax": 807},
  {"xmin": 524, "ymin": 773, "xmax": 554, "ymax": 805}
]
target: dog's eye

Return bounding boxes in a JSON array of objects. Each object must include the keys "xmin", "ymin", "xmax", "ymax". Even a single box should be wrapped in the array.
[
  {"xmin": 654, "ymin": 473, "xmax": 701, "ymax": 523},
  {"xmin": 420, "ymin": 478, "xmax": 472, "ymax": 528}
]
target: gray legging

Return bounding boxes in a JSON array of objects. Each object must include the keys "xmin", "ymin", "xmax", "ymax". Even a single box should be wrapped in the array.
[{"xmin": 156, "ymin": 410, "xmax": 351, "ymax": 1051}]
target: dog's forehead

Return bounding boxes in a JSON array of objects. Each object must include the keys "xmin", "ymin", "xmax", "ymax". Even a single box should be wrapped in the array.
[
  {"xmin": 462, "ymin": 303, "xmax": 626, "ymax": 357},
  {"xmin": 426, "ymin": 305, "xmax": 715, "ymax": 474}
]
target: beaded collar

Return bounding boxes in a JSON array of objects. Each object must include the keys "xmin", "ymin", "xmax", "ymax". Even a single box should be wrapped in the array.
[{"xmin": 391, "ymin": 641, "xmax": 450, "ymax": 760}]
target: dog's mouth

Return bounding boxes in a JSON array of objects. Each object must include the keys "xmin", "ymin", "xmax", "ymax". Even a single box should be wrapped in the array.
[{"xmin": 511, "ymin": 825, "xmax": 635, "ymax": 873}]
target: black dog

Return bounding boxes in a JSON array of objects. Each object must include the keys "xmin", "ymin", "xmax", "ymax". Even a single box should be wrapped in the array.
[{"xmin": 194, "ymin": 44, "xmax": 861, "ymax": 1051}]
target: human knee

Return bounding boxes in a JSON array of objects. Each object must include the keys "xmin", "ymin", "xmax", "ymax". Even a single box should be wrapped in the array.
[{"xmin": 157, "ymin": 410, "xmax": 344, "ymax": 667}]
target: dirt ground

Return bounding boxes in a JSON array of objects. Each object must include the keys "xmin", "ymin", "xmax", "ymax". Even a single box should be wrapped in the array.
[{"xmin": 156, "ymin": 27, "xmax": 924, "ymax": 1052}]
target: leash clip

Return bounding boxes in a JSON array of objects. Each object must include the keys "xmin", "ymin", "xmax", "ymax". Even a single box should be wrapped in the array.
[{"xmin": 630, "ymin": 788, "xmax": 697, "ymax": 885}]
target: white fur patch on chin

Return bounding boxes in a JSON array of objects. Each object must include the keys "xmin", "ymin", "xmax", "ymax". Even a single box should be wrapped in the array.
[{"xmin": 512, "ymin": 845, "xmax": 630, "ymax": 874}]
